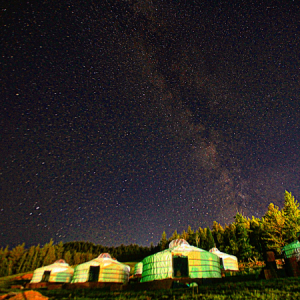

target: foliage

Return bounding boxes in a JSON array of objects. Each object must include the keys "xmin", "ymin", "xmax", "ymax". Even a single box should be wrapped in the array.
[
  {"xmin": 262, "ymin": 203, "xmax": 286, "ymax": 254},
  {"xmin": 159, "ymin": 231, "xmax": 168, "ymax": 251},
  {"xmin": 282, "ymin": 190, "xmax": 300, "ymax": 243}
]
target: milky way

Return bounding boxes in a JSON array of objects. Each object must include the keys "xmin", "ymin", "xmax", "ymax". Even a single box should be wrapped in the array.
[{"xmin": 1, "ymin": 1, "xmax": 300, "ymax": 248}]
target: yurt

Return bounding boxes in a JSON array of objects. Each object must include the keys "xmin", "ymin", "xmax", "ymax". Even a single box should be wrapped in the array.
[
  {"xmin": 282, "ymin": 240, "xmax": 300, "ymax": 261},
  {"xmin": 30, "ymin": 259, "xmax": 74, "ymax": 283},
  {"xmin": 134, "ymin": 262, "xmax": 143, "ymax": 277},
  {"xmin": 209, "ymin": 247, "xmax": 239, "ymax": 271},
  {"xmin": 140, "ymin": 239, "xmax": 221, "ymax": 283},
  {"xmin": 71, "ymin": 253, "xmax": 130, "ymax": 284}
]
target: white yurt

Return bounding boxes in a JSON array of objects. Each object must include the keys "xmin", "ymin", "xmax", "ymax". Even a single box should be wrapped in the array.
[
  {"xmin": 134, "ymin": 262, "xmax": 143, "ymax": 277},
  {"xmin": 71, "ymin": 253, "xmax": 130, "ymax": 284},
  {"xmin": 209, "ymin": 247, "xmax": 239, "ymax": 271},
  {"xmin": 30, "ymin": 259, "xmax": 74, "ymax": 283}
]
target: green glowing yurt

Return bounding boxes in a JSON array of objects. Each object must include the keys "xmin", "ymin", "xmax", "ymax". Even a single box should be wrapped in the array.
[
  {"xmin": 30, "ymin": 259, "xmax": 74, "ymax": 283},
  {"xmin": 71, "ymin": 253, "xmax": 130, "ymax": 284},
  {"xmin": 282, "ymin": 240, "xmax": 300, "ymax": 260},
  {"xmin": 140, "ymin": 239, "xmax": 221, "ymax": 282},
  {"xmin": 209, "ymin": 247, "xmax": 239, "ymax": 271}
]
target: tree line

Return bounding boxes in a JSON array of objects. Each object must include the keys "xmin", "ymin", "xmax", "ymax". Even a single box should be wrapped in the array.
[
  {"xmin": 158, "ymin": 191, "xmax": 300, "ymax": 262},
  {"xmin": 0, "ymin": 191, "xmax": 299, "ymax": 277}
]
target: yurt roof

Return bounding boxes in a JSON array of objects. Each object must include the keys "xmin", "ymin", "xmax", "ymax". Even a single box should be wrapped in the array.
[
  {"xmin": 33, "ymin": 259, "xmax": 73, "ymax": 273},
  {"xmin": 146, "ymin": 239, "xmax": 211, "ymax": 260},
  {"xmin": 97, "ymin": 253, "xmax": 111, "ymax": 259},
  {"xmin": 209, "ymin": 247, "xmax": 237, "ymax": 259},
  {"xmin": 169, "ymin": 239, "xmax": 190, "ymax": 248},
  {"xmin": 76, "ymin": 253, "xmax": 130, "ymax": 271}
]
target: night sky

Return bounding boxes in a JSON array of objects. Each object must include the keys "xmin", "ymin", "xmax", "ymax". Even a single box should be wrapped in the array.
[{"xmin": 1, "ymin": 0, "xmax": 300, "ymax": 249}]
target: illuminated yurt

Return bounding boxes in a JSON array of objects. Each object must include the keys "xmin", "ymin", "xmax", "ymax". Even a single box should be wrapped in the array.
[
  {"xmin": 282, "ymin": 240, "xmax": 300, "ymax": 261},
  {"xmin": 30, "ymin": 259, "xmax": 74, "ymax": 283},
  {"xmin": 71, "ymin": 253, "xmax": 130, "ymax": 284},
  {"xmin": 209, "ymin": 247, "xmax": 239, "ymax": 271},
  {"xmin": 134, "ymin": 262, "xmax": 143, "ymax": 277},
  {"xmin": 140, "ymin": 239, "xmax": 221, "ymax": 282}
]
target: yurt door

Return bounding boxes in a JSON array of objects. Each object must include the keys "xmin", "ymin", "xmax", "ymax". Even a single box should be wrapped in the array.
[
  {"xmin": 88, "ymin": 266, "xmax": 100, "ymax": 282},
  {"xmin": 41, "ymin": 271, "xmax": 51, "ymax": 282},
  {"xmin": 173, "ymin": 255, "xmax": 189, "ymax": 277}
]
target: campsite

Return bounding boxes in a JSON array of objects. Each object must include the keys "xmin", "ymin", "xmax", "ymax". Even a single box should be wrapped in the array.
[
  {"xmin": 1, "ymin": 237, "xmax": 300, "ymax": 299},
  {"xmin": 1, "ymin": 192, "xmax": 300, "ymax": 299}
]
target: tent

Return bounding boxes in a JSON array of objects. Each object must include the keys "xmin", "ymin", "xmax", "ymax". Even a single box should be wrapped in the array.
[
  {"xmin": 71, "ymin": 253, "xmax": 130, "ymax": 284},
  {"xmin": 30, "ymin": 259, "xmax": 74, "ymax": 283},
  {"xmin": 140, "ymin": 239, "xmax": 221, "ymax": 282},
  {"xmin": 282, "ymin": 240, "xmax": 300, "ymax": 261},
  {"xmin": 134, "ymin": 262, "xmax": 143, "ymax": 276},
  {"xmin": 209, "ymin": 247, "xmax": 239, "ymax": 271}
]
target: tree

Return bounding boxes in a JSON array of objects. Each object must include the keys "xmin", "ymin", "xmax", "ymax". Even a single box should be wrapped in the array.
[
  {"xmin": 212, "ymin": 221, "xmax": 224, "ymax": 249},
  {"xmin": 64, "ymin": 251, "xmax": 72, "ymax": 265},
  {"xmin": 43, "ymin": 244, "xmax": 56, "ymax": 266},
  {"xmin": 0, "ymin": 246, "xmax": 9, "ymax": 276},
  {"xmin": 187, "ymin": 225, "xmax": 195, "ymax": 245},
  {"xmin": 55, "ymin": 241, "xmax": 64, "ymax": 259},
  {"xmin": 195, "ymin": 231, "xmax": 200, "ymax": 248},
  {"xmin": 249, "ymin": 217, "xmax": 264, "ymax": 260},
  {"xmin": 73, "ymin": 252, "xmax": 82, "ymax": 265},
  {"xmin": 262, "ymin": 203, "xmax": 285, "ymax": 255},
  {"xmin": 180, "ymin": 230, "xmax": 188, "ymax": 240},
  {"xmin": 235, "ymin": 213, "xmax": 253, "ymax": 261},
  {"xmin": 21, "ymin": 245, "xmax": 36, "ymax": 272},
  {"xmin": 223, "ymin": 224, "xmax": 238, "ymax": 256},
  {"xmin": 9, "ymin": 243, "xmax": 25, "ymax": 274},
  {"xmin": 16, "ymin": 252, "xmax": 28, "ymax": 274},
  {"xmin": 31, "ymin": 245, "xmax": 41, "ymax": 271},
  {"xmin": 205, "ymin": 227, "xmax": 215, "ymax": 250},
  {"xmin": 169, "ymin": 230, "xmax": 180, "ymax": 242},
  {"xmin": 198, "ymin": 227, "xmax": 207, "ymax": 249},
  {"xmin": 282, "ymin": 191, "xmax": 300, "ymax": 243}
]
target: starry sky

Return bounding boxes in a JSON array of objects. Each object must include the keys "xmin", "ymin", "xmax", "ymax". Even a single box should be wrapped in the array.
[{"xmin": 1, "ymin": 0, "xmax": 300, "ymax": 249}]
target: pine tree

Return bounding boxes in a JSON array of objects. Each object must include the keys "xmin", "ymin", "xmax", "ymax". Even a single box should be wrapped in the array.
[
  {"xmin": 249, "ymin": 217, "xmax": 264, "ymax": 261},
  {"xmin": 205, "ymin": 227, "xmax": 215, "ymax": 251},
  {"xmin": 212, "ymin": 221, "xmax": 224, "ymax": 249},
  {"xmin": 31, "ymin": 245, "xmax": 41, "ymax": 271},
  {"xmin": 64, "ymin": 251, "xmax": 72, "ymax": 265},
  {"xmin": 223, "ymin": 224, "xmax": 238, "ymax": 256},
  {"xmin": 9, "ymin": 243, "xmax": 25, "ymax": 274},
  {"xmin": 43, "ymin": 244, "xmax": 56, "ymax": 266},
  {"xmin": 199, "ymin": 227, "xmax": 207, "ymax": 249},
  {"xmin": 16, "ymin": 252, "xmax": 28, "ymax": 274},
  {"xmin": 0, "ymin": 246, "xmax": 9, "ymax": 276},
  {"xmin": 262, "ymin": 203, "xmax": 285, "ymax": 255},
  {"xmin": 159, "ymin": 231, "xmax": 168, "ymax": 250},
  {"xmin": 55, "ymin": 241, "xmax": 64, "ymax": 259},
  {"xmin": 187, "ymin": 225, "xmax": 195, "ymax": 245},
  {"xmin": 21, "ymin": 245, "xmax": 36, "ymax": 272},
  {"xmin": 195, "ymin": 231, "xmax": 200, "ymax": 248},
  {"xmin": 73, "ymin": 252, "xmax": 81, "ymax": 265},
  {"xmin": 282, "ymin": 191, "xmax": 300, "ymax": 243},
  {"xmin": 180, "ymin": 230, "xmax": 189, "ymax": 241},
  {"xmin": 169, "ymin": 230, "xmax": 180, "ymax": 242},
  {"xmin": 235, "ymin": 213, "xmax": 253, "ymax": 261}
]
